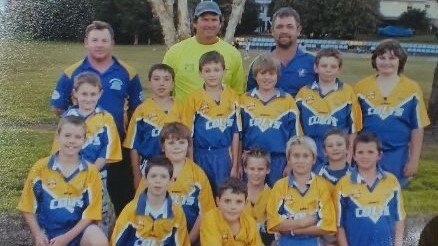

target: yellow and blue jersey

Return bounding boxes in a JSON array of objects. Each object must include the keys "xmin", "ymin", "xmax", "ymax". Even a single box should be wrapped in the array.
[
  {"xmin": 111, "ymin": 191, "xmax": 190, "ymax": 246},
  {"xmin": 136, "ymin": 158, "xmax": 216, "ymax": 231},
  {"xmin": 244, "ymin": 185, "xmax": 271, "ymax": 234},
  {"xmin": 335, "ymin": 166, "xmax": 406, "ymax": 246},
  {"xmin": 314, "ymin": 162, "xmax": 351, "ymax": 186},
  {"xmin": 355, "ymin": 75, "xmax": 430, "ymax": 183},
  {"xmin": 296, "ymin": 80, "xmax": 362, "ymax": 165},
  {"xmin": 200, "ymin": 207, "xmax": 264, "ymax": 246},
  {"xmin": 247, "ymin": 47, "xmax": 316, "ymax": 97},
  {"xmin": 17, "ymin": 154, "xmax": 103, "ymax": 239},
  {"xmin": 266, "ymin": 173, "xmax": 336, "ymax": 245},
  {"xmin": 123, "ymin": 98, "xmax": 181, "ymax": 159},
  {"xmin": 163, "ymin": 37, "xmax": 246, "ymax": 99},
  {"xmin": 51, "ymin": 57, "xmax": 144, "ymax": 135},
  {"xmin": 240, "ymin": 88, "xmax": 300, "ymax": 154}
]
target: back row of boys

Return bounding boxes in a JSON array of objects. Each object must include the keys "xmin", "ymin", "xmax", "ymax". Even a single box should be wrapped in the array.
[{"xmin": 19, "ymin": 44, "xmax": 410, "ymax": 245}]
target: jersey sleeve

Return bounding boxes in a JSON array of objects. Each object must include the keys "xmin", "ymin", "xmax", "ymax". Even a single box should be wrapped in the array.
[
  {"xmin": 247, "ymin": 216, "xmax": 264, "ymax": 246},
  {"xmin": 266, "ymin": 181, "xmax": 286, "ymax": 232},
  {"xmin": 51, "ymin": 73, "xmax": 74, "ymax": 111},
  {"xmin": 288, "ymin": 96, "xmax": 301, "ymax": 137},
  {"xmin": 200, "ymin": 211, "xmax": 223, "ymax": 246},
  {"xmin": 412, "ymin": 83, "xmax": 430, "ymax": 129},
  {"xmin": 390, "ymin": 176, "xmax": 406, "ymax": 221},
  {"xmin": 101, "ymin": 114, "xmax": 122, "ymax": 163},
  {"xmin": 127, "ymin": 74, "xmax": 144, "ymax": 111},
  {"xmin": 111, "ymin": 201, "xmax": 136, "ymax": 245},
  {"xmin": 175, "ymin": 205, "xmax": 191, "ymax": 246},
  {"xmin": 347, "ymin": 86, "xmax": 363, "ymax": 133},
  {"xmin": 180, "ymin": 94, "xmax": 197, "ymax": 132},
  {"xmin": 82, "ymin": 166, "xmax": 103, "ymax": 221},
  {"xmin": 123, "ymin": 106, "xmax": 143, "ymax": 149},
  {"xmin": 197, "ymin": 169, "xmax": 216, "ymax": 214},
  {"xmin": 316, "ymin": 178, "xmax": 337, "ymax": 233},
  {"xmin": 17, "ymin": 162, "xmax": 42, "ymax": 213},
  {"xmin": 334, "ymin": 179, "xmax": 347, "ymax": 228}
]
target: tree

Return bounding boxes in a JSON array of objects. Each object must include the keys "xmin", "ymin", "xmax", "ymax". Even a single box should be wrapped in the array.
[
  {"xmin": 427, "ymin": 61, "xmax": 438, "ymax": 126},
  {"xmin": 235, "ymin": 0, "xmax": 259, "ymax": 35},
  {"xmin": 398, "ymin": 9, "xmax": 429, "ymax": 33}
]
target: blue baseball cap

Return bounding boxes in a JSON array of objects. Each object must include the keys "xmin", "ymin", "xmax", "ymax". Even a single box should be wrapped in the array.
[{"xmin": 194, "ymin": 1, "xmax": 222, "ymax": 17}]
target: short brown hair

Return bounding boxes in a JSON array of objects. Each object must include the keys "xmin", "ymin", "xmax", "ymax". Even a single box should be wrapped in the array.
[
  {"xmin": 57, "ymin": 115, "xmax": 86, "ymax": 136},
  {"xmin": 272, "ymin": 7, "xmax": 301, "ymax": 27},
  {"xmin": 148, "ymin": 63, "xmax": 175, "ymax": 81},
  {"xmin": 315, "ymin": 48, "xmax": 343, "ymax": 68},
  {"xmin": 243, "ymin": 148, "xmax": 271, "ymax": 169},
  {"xmin": 159, "ymin": 122, "xmax": 193, "ymax": 148},
  {"xmin": 85, "ymin": 21, "xmax": 114, "ymax": 40},
  {"xmin": 323, "ymin": 128, "xmax": 349, "ymax": 148},
  {"xmin": 252, "ymin": 53, "xmax": 281, "ymax": 78},
  {"xmin": 217, "ymin": 177, "xmax": 247, "ymax": 199},
  {"xmin": 353, "ymin": 132, "xmax": 383, "ymax": 154},
  {"xmin": 73, "ymin": 71, "xmax": 102, "ymax": 91},
  {"xmin": 144, "ymin": 155, "xmax": 174, "ymax": 179},
  {"xmin": 199, "ymin": 51, "xmax": 225, "ymax": 71},
  {"xmin": 371, "ymin": 39, "xmax": 407, "ymax": 74}
]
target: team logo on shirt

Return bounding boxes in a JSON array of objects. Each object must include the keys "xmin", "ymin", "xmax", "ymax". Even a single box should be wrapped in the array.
[
  {"xmin": 109, "ymin": 78, "xmax": 123, "ymax": 90},
  {"xmin": 184, "ymin": 63, "xmax": 194, "ymax": 72},
  {"xmin": 47, "ymin": 179, "xmax": 57, "ymax": 189},
  {"xmin": 366, "ymin": 92, "xmax": 376, "ymax": 100},
  {"xmin": 51, "ymin": 90, "xmax": 60, "ymax": 100},
  {"xmin": 308, "ymin": 115, "xmax": 338, "ymax": 126},
  {"xmin": 206, "ymin": 118, "xmax": 234, "ymax": 132},
  {"xmin": 249, "ymin": 117, "xmax": 282, "ymax": 132},
  {"xmin": 49, "ymin": 195, "xmax": 84, "ymax": 213},
  {"xmin": 199, "ymin": 103, "xmax": 210, "ymax": 114},
  {"xmin": 298, "ymin": 68, "xmax": 307, "ymax": 77},
  {"xmin": 136, "ymin": 219, "xmax": 145, "ymax": 230},
  {"xmin": 304, "ymin": 95, "xmax": 314, "ymax": 104},
  {"xmin": 367, "ymin": 106, "xmax": 404, "ymax": 119},
  {"xmin": 355, "ymin": 205, "xmax": 390, "ymax": 222}
]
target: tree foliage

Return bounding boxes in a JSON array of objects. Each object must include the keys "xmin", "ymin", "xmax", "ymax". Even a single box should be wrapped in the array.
[
  {"xmin": 235, "ymin": 0, "xmax": 260, "ymax": 35},
  {"xmin": 272, "ymin": 0, "xmax": 379, "ymax": 39},
  {"xmin": 398, "ymin": 9, "xmax": 429, "ymax": 32}
]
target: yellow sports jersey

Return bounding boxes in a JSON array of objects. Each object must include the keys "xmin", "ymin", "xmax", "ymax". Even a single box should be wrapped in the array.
[
  {"xmin": 52, "ymin": 106, "xmax": 122, "ymax": 164},
  {"xmin": 200, "ymin": 207, "xmax": 264, "ymax": 246},
  {"xmin": 111, "ymin": 192, "xmax": 190, "ymax": 246},
  {"xmin": 355, "ymin": 75, "xmax": 430, "ymax": 183},
  {"xmin": 296, "ymin": 80, "xmax": 362, "ymax": 164},
  {"xmin": 18, "ymin": 155, "xmax": 102, "ymax": 238},
  {"xmin": 163, "ymin": 37, "xmax": 246, "ymax": 99},
  {"xmin": 123, "ymin": 98, "xmax": 181, "ymax": 159},
  {"xmin": 244, "ymin": 185, "xmax": 271, "ymax": 233},
  {"xmin": 335, "ymin": 166, "xmax": 406, "ymax": 246},
  {"xmin": 136, "ymin": 158, "xmax": 215, "ymax": 231},
  {"xmin": 266, "ymin": 173, "xmax": 336, "ymax": 243}
]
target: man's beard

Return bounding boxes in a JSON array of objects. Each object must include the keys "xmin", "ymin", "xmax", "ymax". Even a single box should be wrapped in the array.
[{"xmin": 276, "ymin": 38, "xmax": 294, "ymax": 49}]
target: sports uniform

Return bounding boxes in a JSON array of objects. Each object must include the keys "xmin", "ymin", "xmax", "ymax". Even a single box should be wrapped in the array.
[
  {"xmin": 314, "ymin": 162, "xmax": 350, "ymax": 186},
  {"xmin": 355, "ymin": 75, "xmax": 430, "ymax": 185},
  {"xmin": 18, "ymin": 155, "xmax": 102, "ymax": 245},
  {"xmin": 247, "ymin": 47, "xmax": 316, "ymax": 97},
  {"xmin": 111, "ymin": 191, "xmax": 190, "ymax": 246},
  {"xmin": 163, "ymin": 37, "xmax": 246, "ymax": 99},
  {"xmin": 266, "ymin": 173, "xmax": 336, "ymax": 246},
  {"xmin": 296, "ymin": 80, "xmax": 362, "ymax": 166},
  {"xmin": 136, "ymin": 158, "xmax": 215, "ymax": 231},
  {"xmin": 181, "ymin": 86, "xmax": 240, "ymax": 194},
  {"xmin": 240, "ymin": 88, "xmax": 300, "ymax": 186},
  {"xmin": 200, "ymin": 207, "xmax": 264, "ymax": 246},
  {"xmin": 335, "ymin": 166, "xmax": 406, "ymax": 246},
  {"xmin": 123, "ymin": 98, "xmax": 181, "ymax": 161}
]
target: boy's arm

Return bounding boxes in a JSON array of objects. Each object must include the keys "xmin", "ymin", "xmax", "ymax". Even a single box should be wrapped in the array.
[
  {"xmin": 176, "ymin": 207, "xmax": 191, "ymax": 246},
  {"xmin": 130, "ymin": 149, "xmax": 142, "ymax": 189},
  {"xmin": 200, "ymin": 212, "xmax": 222, "ymax": 246},
  {"xmin": 270, "ymin": 215, "xmax": 317, "ymax": 232},
  {"xmin": 394, "ymin": 220, "xmax": 405, "ymax": 246},
  {"xmin": 404, "ymin": 128, "xmax": 423, "ymax": 177},
  {"xmin": 347, "ymin": 133, "xmax": 356, "ymax": 163},
  {"xmin": 22, "ymin": 212, "xmax": 49, "ymax": 246},
  {"xmin": 189, "ymin": 216, "xmax": 201, "ymax": 244},
  {"xmin": 230, "ymin": 133, "xmax": 241, "ymax": 178},
  {"xmin": 94, "ymin": 157, "xmax": 106, "ymax": 171},
  {"xmin": 336, "ymin": 227, "xmax": 349, "ymax": 246},
  {"xmin": 49, "ymin": 219, "xmax": 92, "ymax": 246},
  {"xmin": 102, "ymin": 114, "xmax": 122, "ymax": 163}
]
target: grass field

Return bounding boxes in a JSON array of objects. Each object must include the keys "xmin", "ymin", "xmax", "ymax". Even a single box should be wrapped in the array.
[{"xmin": 0, "ymin": 41, "xmax": 437, "ymax": 214}]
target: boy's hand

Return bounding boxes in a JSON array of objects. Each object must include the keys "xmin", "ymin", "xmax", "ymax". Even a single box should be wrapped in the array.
[
  {"xmin": 299, "ymin": 215, "xmax": 317, "ymax": 228},
  {"xmin": 403, "ymin": 160, "xmax": 419, "ymax": 177},
  {"xmin": 230, "ymin": 165, "xmax": 241, "ymax": 178},
  {"xmin": 34, "ymin": 230, "xmax": 49, "ymax": 246},
  {"xmin": 49, "ymin": 234, "xmax": 70, "ymax": 246}
]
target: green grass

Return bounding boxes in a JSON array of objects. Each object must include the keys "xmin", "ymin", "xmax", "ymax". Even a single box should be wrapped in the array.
[{"xmin": 0, "ymin": 41, "xmax": 437, "ymax": 214}]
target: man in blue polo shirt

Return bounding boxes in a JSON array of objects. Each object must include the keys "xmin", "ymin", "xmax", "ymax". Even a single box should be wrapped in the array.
[
  {"xmin": 50, "ymin": 20, "xmax": 143, "ymax": 215},
  {"xmin": 247, "ymin": 7, "xmax": 315, "ymax": 97}
]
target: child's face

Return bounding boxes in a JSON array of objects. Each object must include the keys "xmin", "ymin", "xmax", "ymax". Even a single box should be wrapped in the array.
[
  {"xmin": 57, "ymin": 123, "xmax": 85, "ymax": 157},
  {"xmin": 149, "ymin": 69, "xmax": 173, "ymax": 98},
  {"xmin": 216, "ymin": 189, "xmax": 246, "ymax": 223},
  {"xmin": 163, "ymin": 137, "xmax": 188, "ymax": 163},
  {"xmin": 324, "ymin": 134, "xmax": 348, "ymax": 162},
  {"xmin": 200, "ymin": 62, "xmax": 224, "ymax": 88},
  {"xmin": 314, "ymin": 56, "xmax": 340, "ymax": 84},
  {"xmin": 146, "ymin": 166, "xmax": 171, "ymax": 196},
  {"xmin": 375, "ymin": 50, "xmax": 399, "ymax": 76},
  {"xmin": 256, "ymin": 70, "xmax": 277, "ymax": 92},
  {"xmin": 74, "ymin": 83, "xmax": 102, "ymax": 112},
  {"xmin": 244, "ymin": 157, "xmax": 269, "ymax": 186},
  {"xmin": 288, "ymin": 144, "xmax": 315, "ymax": 176},
  {"xmin": 353, "ymin": 142, "xmax": 381, "ymax": 171}
]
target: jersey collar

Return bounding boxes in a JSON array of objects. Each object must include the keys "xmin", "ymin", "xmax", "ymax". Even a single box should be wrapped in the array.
[
  {"xmin": 63, "ymin": 105, "xmax": 104, "ymax": 119},
  {"xmin": 81, "ymin": 56, "xmax": 118, "ymax": 74},
  {"xmin": 309, "ymin": 78, "xmax": 343, "ymax": 95},
  {"xmin": 287, "ymin": 172, "xmax": 315, "ymax": 188},
  {"xmin": 350, "ymin": 165, "xmax": 386, "ymax": 184},
  {"xmin": 249, "ymin": 87, "xmax": 287, "ymax": 98},
  {"xmin": 136, "ymin": 191, "xmax": 174, "ymax": 219}
]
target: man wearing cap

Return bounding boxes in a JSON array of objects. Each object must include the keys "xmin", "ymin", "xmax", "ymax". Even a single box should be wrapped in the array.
[
  {"xmin": 163, "ymin": 0, "xmax": 245, "ymax": 99},
  {"xmin": 246, "ymin": 7, "xmax": 316, "ymax": 97}
]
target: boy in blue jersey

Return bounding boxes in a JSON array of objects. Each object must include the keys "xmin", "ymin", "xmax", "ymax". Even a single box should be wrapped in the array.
[
  {"xmin": 111, "ymin": 156, "xmax": 190, "ymax": 246},
  {"xmin": 124, "ymin": 64, "xmax": 181, "ymax": 189},
  {"xmin": 181, "ymin": 50, "xmax": 241, "ymax": 195},
  {"xmin": 266, "ymin": 136, "xmax": 336, "ymax": 246},
  {"xmin": 335, "ymin": 132, "xmax": 405, "ymax": 246},
  {"xmin": 240, "ymin": 53, "xmax": 300, "ymax": 187},
  {"xmin": 296, "ymin": 48, "xmax": 362, "ymax": 166},
  {"xmin": 18, "ymin": 116, "xmax": 107, "ymax": 246}
]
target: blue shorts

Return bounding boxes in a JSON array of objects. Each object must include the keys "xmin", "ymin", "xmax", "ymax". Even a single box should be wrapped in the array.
[
  {"xmin": 278, "ymin": 234, "xmax": 318, "ymax": 246},
  {"xmin": 194, "ymin": 147, "xmax": 231, "ymax": 196},
  {"xmin": 267, "ymin": 153, "xmax": 287, "ymax": 187},
  {"xmin": 379, "ymin": 146, "xmax": 409, "ymax": 188}
]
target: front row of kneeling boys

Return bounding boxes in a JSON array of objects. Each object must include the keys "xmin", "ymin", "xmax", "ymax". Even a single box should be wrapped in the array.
[{"xmin": 18, "ymin": 115, "xmax": 405, "ymax": 246}]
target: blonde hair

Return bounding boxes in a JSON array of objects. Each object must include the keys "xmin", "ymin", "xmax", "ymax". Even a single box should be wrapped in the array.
[
  {"xmin": 286, "ymin": 136, "xmax": 317, "ymax": 160},
  {"xmin": 252, "ymin": 53, "xmax": 281, "ymax": 78}
]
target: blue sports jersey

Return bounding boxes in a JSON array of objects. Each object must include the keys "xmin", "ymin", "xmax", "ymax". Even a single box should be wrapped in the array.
[
  {"xmin": 247, "ymin": 47, "xmax": 316, "ymax": 97},
  {"xmin": 335, "ymin": 166, "xmax": 406, "ymax": 246},
  {"xmin": 296, "ymin": 80, "xmax": 362, "ymax": 165},
  {"xmin": 51, "ymin": 57, "xmax": 144, "ymax": 136},
  {"xmin": 314, "ymin": 162, "xmax": 350, "ymax": 185}
]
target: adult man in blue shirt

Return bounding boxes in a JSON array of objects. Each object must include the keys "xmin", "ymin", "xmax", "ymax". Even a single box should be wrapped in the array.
[
  {"xmin": 247, "ymin": 7, "xmax": 315, "ymax": 97},
  {"xmin": 51, "ymin": 20, "xmax": 143, "ymax": 215}
]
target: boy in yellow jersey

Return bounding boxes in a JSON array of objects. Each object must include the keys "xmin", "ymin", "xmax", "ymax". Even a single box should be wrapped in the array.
[
  {"xmin": 243, "ymin": 148, "xmax": 275, "ymax": 245},
  {"xmin": 136, "ymin": 122, "xmax": 216, "ymax": 245},
  {"xmin": 124, "ymin": 64, "xmax": 181, "ymax": 189},
  {"xmin": 18, "ymin": 116, "xmax": 107, "ymax": 246},
  {"xmin": 111, "ymin": 156, "xmax": 190, "ymax": 246},
  {"xmin": 267, "ymin": 136, "xmax": 336, "ymax": 246},
  {"xmin": 335, "ymin": 132, "xmax": 405, "ymax": 246},
  {"xmin": 181, "ymin": 51, "xmax": 241, "ymax": 195},
  {"xmin": 200, "ymin": 178, "xmax": 263, "ymax": 246}
]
